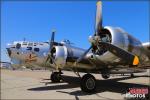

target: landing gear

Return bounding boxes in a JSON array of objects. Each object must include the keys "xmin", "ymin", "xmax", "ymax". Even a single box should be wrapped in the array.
[
  {"xmin": 80, "ymin": 74, "xmax": 96, "ymax": 93},
  {"xmin": 101, "ymin": 73, "xmax": 110, "ymax": 79},
  {"xmin": 51, "ymin": 72, "xmax": 61, "ymax": 82},
  {"xmin": 101, "ymin": 69, "xmax": 110, "ymax": 79},
  {"xmin": 130, "ymin": 73, "xmax": 134, "ymax": 77}
]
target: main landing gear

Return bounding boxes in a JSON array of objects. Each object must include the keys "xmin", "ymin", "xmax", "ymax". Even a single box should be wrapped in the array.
[
  {"xmin": 80, "ymin": 74, "xmax": 96, "ymax": 93},
  {"xmin": 130, "ymin": 73, "xmax": 134, "ymax": 77},
  {"xmin": 101, "ymin": 73, "xmax": 110, "ymax": 79},
  {"xmin": 73, "ymin": 70, "xmax": 96, "ymax": 93},
  {"xmin": 51, "ymin": 72, "xmax": 61, "ymax": 82},
  {"xmin": 101, "ymin": 69, "xmax": 110, "ymax": 79},
  {"xmin": 50, "ymin": 71, "xmax": 62, "ymax": 83},
  {"xmin": 51, "ymin": 70, "xmax": 97, "ymax": 93}
]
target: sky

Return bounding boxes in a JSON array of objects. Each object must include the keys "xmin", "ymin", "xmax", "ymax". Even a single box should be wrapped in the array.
[{"xmin": 1, "ymin": 0, "xmax": 149, "ymax": 62}]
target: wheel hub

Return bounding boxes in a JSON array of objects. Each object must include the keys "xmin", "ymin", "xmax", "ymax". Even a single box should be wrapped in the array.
[{"xmin": 86, "ymin": 78, "xmax": 95, "ymax": 90}]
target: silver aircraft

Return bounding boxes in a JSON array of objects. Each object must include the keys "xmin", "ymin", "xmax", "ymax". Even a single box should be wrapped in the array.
[{"xmin": 6, "ymin": 0, "xmax": 150, "ymax": 93}]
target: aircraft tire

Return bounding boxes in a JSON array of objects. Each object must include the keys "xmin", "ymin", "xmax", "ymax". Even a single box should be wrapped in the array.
[
  {"xmin": 51, "ymin": 72, "xmax": 61, "ymax": 82},
  {"xmin": 80, "ymin": 74, "xmax": 96, "ymax": 93}
]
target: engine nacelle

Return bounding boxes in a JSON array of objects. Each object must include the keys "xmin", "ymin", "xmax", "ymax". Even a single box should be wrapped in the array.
[
  {"xmin": 51, "ymin": 45, "xmax": 86, "ymax": 68},
  {"xmin": 51, "ymin": 46, "xmax": 68, "ymax": 67},
  {"xmin": 88, "ymin": 26, "xmax": 145, "ymax": 64}
]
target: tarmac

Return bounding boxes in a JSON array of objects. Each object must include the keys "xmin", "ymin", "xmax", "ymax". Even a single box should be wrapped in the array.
[{"xmin": 1, "ymin": 69, "xmax": 150, "ymax": 99}]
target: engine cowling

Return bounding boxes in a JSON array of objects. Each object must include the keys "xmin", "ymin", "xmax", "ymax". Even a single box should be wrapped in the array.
[
  {"xmin": 51, "ymin": 46, "xmax": 68, "ymax": 67},
  {"xmin": 88, "ymin": 26, "xmax": 145, "ymax": 64}
]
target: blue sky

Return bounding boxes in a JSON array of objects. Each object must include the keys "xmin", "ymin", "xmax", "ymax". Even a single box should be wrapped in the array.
[{"xmin": 1, "ymin": 0, "xmax": 149, "ymax": 62}]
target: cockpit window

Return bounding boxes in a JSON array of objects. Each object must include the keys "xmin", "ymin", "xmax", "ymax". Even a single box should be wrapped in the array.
[
  {"xmin": 64, "ymin": 40, "xmax": 70, "ymax": 44},
  {"xmin": 22, "ymin": 42, "xmax": 27, "ymax": 45},
  {"xmin": 22, "ymin": 43, "xmax": 27, "ymax": 45},
  {"xmin": 28, "ymin": 43, "xmax": 33, "ymax": 46},
  {"xmin": 34, "ymin": 48, "xmax": 39, "ymax": 52}
]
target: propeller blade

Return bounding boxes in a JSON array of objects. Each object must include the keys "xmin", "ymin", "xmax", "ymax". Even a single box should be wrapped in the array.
[
  {"xmin": 45, "ymin": 54, "xmax": 51, "ymax": 63},
  {"xmin": 50, "ymin": 56, "xmax": 57, "ymax": 66},
  {"xmin": 95, "ymin": 0, "xmax": 102, "ymax": 35},
  {"xmin": 75, "ymin": 46, "xmax": 92, "ymax": 64},
  {"xmin": 98, "ymin": 42, "xmax": 139, "ymax": 66},
  {"xmin": 45, "ymin": 53, "xmax": 57, "ymax": 66},
  {"xmin": 50, "ymin": 30, "xmax": 55, "ymax": 50},
  {"xmin": 45, "ymin": 30, "xmax": 56, "ymax": 64}
]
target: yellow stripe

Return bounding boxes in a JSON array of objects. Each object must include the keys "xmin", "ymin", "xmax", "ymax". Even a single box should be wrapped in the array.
[{"xmin": 133, "ymin": 56, "xmax": 139, "ymax": 65}]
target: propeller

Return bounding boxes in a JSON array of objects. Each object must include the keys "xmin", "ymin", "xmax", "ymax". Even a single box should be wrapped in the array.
[
  {"xmin": 45, "ymin": 30, "xmax": 57, "ymax": 66},
  {"xmin": 74, "ymin": 0, "xmax": 139, "ymax": 66},
  {"xmin": 97, "ymin": 42, "xmax": 139, "ymax": 65},
  {"xmin": 95, "ymin": 0, "xmax": 102, "ymax": 35},
  {"xmin": 50, "ymin": 30, "xmax": 55, "ymax": 51},
  {"xmin": 74, "ymin": 0, "xmax": 103, "ymax": 64}
]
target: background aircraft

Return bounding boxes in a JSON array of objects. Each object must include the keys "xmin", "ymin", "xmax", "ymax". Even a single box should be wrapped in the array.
[{"xmin": 6, "ymin": 0, "xmax": 150, "ymax": 93}]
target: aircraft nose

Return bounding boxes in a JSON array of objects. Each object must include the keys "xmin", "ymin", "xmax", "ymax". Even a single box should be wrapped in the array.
[{"xmin": 6, "ymin": 48, "xmax": 12, "ymax": 57}]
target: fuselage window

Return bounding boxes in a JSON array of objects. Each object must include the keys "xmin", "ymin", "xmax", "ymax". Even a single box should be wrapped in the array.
[
  {"xmin": 22, "ymin": 43, "xmax": 27, "ymax": 45},
  {"xmin": 34, "ymin": 43, "xmax": 37, "ymax": 46},
  {"xmin": 34, "ymin": 48, "xmax": 40, "ymax": 52},
  {"xmin": 27, "ymin": 47, "xmax": 32, "ymax": 50}
]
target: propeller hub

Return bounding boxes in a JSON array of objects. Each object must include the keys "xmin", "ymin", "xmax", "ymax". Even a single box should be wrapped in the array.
[{"xmin": 88, "ymin": 35, "xmax": 101, "ymax": 46}]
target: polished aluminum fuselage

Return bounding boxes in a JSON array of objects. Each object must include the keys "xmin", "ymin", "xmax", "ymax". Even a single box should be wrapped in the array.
[{"xmin": 6, "ymin": 26, "xmax": 150, "ymax": 71}]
